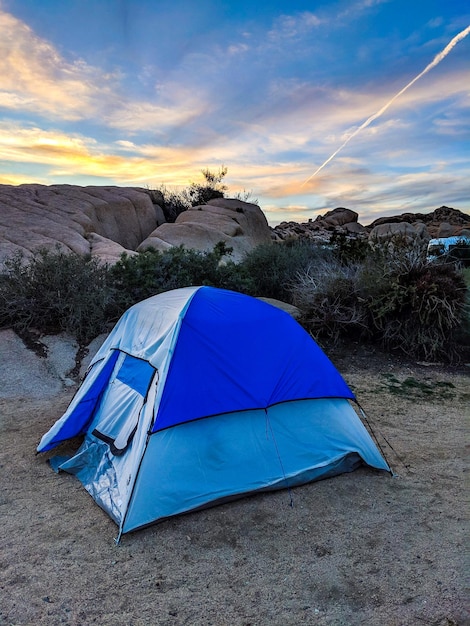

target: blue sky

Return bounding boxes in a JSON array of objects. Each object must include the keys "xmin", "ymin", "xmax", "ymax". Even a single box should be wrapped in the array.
[{"xmin": 0, "ymin": 0, "xmax": 468, "ymax": 225}]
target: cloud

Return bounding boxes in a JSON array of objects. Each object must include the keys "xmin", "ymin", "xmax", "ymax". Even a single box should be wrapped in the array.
[
  {"xmin": 0, "ymin": 9, "xmax": 212, "ymax": 135},
  {"xmin": 268, "ymin": 11, "xmax": 322, "ymax": 41},
  {"xmin": 336, "ymin": 0, "xmax": 390, "ymax": 22},
  {"xmin": 6, "ymin": 2, "xmax": 464, "ymax": 151},
  {"xmin": 433, "ymin": 115, "xmax": 470, "ymax": 137},
  {"xmin": 227, "ymin": 43, "xmax": 250, "ymax": 56},
  {"xmin": 261, "ymin": 154, "xmax": 470, "ymax": 226},
  {"xmin": 0, "ymin": 124, "xmax": 97, "ymax": 163},
  {"xmin": 0, "ymin": 10, "xmax": 117, "ymax": 120},
  {"xmin": 0, "ymin": 121, "xmax": 225, "ymax": 186},
  {"xmin": 0, "ymin": 115, "xmax": 467, "ymax": 226},
  {"xmin": 105, "ymin": 93, "xmax": 210, "ymax": 134},
  {"xmin": 222, "ymin": 63, "xmax": 468, "ymax": 166},
  {"xmin": 0, "ymin": 123, "xmax": 143, "ymax": 180},
  {"xmin": 289, "ymin": 66, "xmax": 467, "ymax": 129},
  {"xmin": 427, "ymin": 17, "xmax": 444, "ymax": 29}
]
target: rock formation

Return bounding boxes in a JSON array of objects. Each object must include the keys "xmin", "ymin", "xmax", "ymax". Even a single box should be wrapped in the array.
[
  {"xmin": 368, "ymin": 221, "xmax": 430, "ymax": 244},
  {"xmin": 0, "ymin": 184, "xmax": 165, "ymax": 265},
  {"xmin": 366, "ymin": 206, "xmax": 470, "ymax": 239},
  {"xmin": 272, "ymin": 205, "xmax": 470, "ymax": 244},
  {"xmin": 0, "ymin": 186, "xmax": 272, "ymax": 265},
  {"xmin": 272, "ymin": 207, "xmax": 367, "ymax": 243},
  {"xmin": 322, "ymin": 207, "xmax": 359, "ymax": 228},
  {"xmin": 1, "ymin": 183, "xmax": 468, "ymax": 266},
  {"xmin": 138, "ymin": 198, "xmax": 272, "ymax": 262}
]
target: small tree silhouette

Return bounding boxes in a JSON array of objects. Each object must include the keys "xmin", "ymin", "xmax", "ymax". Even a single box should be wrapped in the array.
[{"xmin": 187, "ymin": 165, "xmax": 228, "ymax": 206}]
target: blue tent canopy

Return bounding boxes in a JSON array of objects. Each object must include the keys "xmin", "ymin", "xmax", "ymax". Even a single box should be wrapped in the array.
[{"xmin": 154, "ymin": 287, "xmax": 354, "ymax": 431}]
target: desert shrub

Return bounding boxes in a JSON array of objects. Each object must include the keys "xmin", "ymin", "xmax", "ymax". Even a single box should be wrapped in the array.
[
  {"xmin": 234, "ymin": 189, "xmax": 258, "ymax": 204},
  {"xmin": 460, "ymin": 267, "xmax": 470, "ymax": 351},
  {"xmin": 109, "ymin": 242, "xmax": 251, "ymax": 311},
  {"xmin": 239, "ymin": 241, "xmax": 332, "ymax": 302},
  {"xmin": 463, "ymin": 267, "xmax": 470, "ymax": 288},
  {"xmin": 152, "ymin": 166, "xmax": 228, "ymax": 223},
  {"xmin": 358, "ymin": 238, "xmax": 467, "ymax": 360},
  {"xmin": 187, "ymin": 166, "xmax": 228, "ymax": 206},
  {"xmin": 0, "ymin": 249, "xmax": 115, "ymax": 344},
  {"xmin": 329, "ymin": 231, "xmax": 370, "ymax": 264},
  {"xmin": 292, "ymin": 238, "xmax": 468, "ymax": 361},
  {"xmin": 2, "ymin": 236, "xmax": 466, "ymax": 360},
  {"xmin": 0, "ymin": 243, "xmax": 253, "ymax": 344},
  {"xmin": 150, "ymin": 186, "xmax": 191, "ymax": 223},
  {"xmin": 447, "ymin": 239, "xmax": 470, "ymax": 266},
  {"xmin": 367, "ymin": 261, "xmax": 466, "ymax": 361},
  {"xmin": 292, "ymin": 258, "xmax": 369, "ymax": 343}
]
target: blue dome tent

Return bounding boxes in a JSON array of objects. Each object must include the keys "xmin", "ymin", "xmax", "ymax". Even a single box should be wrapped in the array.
[{"xmin": 38, "ymin": 287, "xmax": 390, "ymax": 537}]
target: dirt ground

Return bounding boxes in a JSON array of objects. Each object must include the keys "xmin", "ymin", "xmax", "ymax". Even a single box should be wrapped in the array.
[{"xmin": 0, "ymin": 344, "xmax": 468, "ymax": 626}]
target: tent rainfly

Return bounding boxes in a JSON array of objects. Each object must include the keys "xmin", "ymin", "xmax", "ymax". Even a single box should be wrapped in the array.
[{"xmin": 38, "ymin": 286, "xmax": 390, "ymax": 537}]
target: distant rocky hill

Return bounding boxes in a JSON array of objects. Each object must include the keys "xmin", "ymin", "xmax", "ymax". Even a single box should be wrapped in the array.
[
  {"xmin": 0, "ymin": 184, "xmax": 468, "ymax": 266},
  {"xmin": 272, "ymin": 205, "xmax": 470, "ymax": 244}
]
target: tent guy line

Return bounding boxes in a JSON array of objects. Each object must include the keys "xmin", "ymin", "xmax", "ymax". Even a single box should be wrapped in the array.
[{"xmin": 300, "ymin": 24, "xmax": 470, "ymax": 187}]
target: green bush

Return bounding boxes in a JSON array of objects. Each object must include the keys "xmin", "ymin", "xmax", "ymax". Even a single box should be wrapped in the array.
[
  {"xmin": 460, "ymin": 267, "xmax": 470, "ymax": 351},
  {"xmin": 360, "ymin": 240, "xmax": 468, "ymax": 360},
  {"xmin": 150, "ymin": 186, "xmax": 191, "ymax": 223},
  {"xmin": 109, "ymin": 243, "xmax": 251, "ymax": 312},
  {"xmin": 0, "ymin": 243, "xmax": 252, "ymax": 344},
  {"xmin": 187, "ymin": 166, "xmax": 228, "ymax": 207},
  {"xmin": 239, "ymin": 241, "xmax": 332, "ymax": 302},
  {"xmin": 1, "ymin": 236, "xmax": 467, "ymax": 363},
  {"xmin": 0, "ymin": 249, "xmax": 115, "ymax": 344},
  {"xmin": 329, "ymin": 231, "xmax": 370, "ymax": 265},
  {"xmin": 448, "ymin": 240, "xmax": 470, "ymax": 266}
]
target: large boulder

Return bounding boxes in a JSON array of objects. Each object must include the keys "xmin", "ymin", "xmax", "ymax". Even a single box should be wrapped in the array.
[
  {"xmin": 369, "ymin": 221, "xmax": 430, "ymax": 243},
  {"xmin": 87, "ymin": 233, "xmax": 139, "ymax": 265},
  {"xmin": 0, "ymin": 329, "xmax": 111, "ymax": 398},
  {"xmin": 272, "ymin": 207, "xmax": 365, "ymax": 243},
  {"xmin": 321, "ymin": 207, "xmax": 358, "ymax": 228},
  {"xmin": 367, "ymin": 206, "xmax": 470, "ymax": 238},
  {"xmin": 0, "ymin": 185, "xmax": 165, "ymax": 265},
  {"xmin": 256, "ymin": 297, "xmax": 302, "ymax": 320},
  {"xmin": 428, "ymin": 207, "xmax": 470, "ymax": 237},
  {"xmin": 138, "ymin": 198, "xmax": 272, "ymax": 262},
  {"xmin": 344, "ymin": 222, "xmax": 367, "ymax": 235}
]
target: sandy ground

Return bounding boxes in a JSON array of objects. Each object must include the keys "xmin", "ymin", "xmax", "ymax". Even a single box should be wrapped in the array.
[{"xmin": 0, "ymin": 339, "xmax": 468, "ymax": 626}]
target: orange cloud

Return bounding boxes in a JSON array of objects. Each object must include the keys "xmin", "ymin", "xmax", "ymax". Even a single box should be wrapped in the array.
[
  {"xmin": 0, "ymin": 123, "xmax": 220, "ymax": 186},
  {"xmin": 0, "ymin": 172, "xmax": 47, "ymax": 185}
]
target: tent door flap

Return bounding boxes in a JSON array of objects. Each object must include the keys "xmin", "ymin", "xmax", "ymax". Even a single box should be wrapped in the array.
[{"xmin": 90, "ymin": 354, "xmax": 156, "ymax": 455}]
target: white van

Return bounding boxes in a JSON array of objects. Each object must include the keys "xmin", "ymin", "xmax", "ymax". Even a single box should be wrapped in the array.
[{"xmin": 427, "ymin": 235, "xmax": 470, "ymax": 265}]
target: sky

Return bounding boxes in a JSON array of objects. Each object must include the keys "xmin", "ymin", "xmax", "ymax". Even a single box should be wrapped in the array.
[{"xmin": 0, "ymin": 0, "xmax": 469, "ymax": 226}]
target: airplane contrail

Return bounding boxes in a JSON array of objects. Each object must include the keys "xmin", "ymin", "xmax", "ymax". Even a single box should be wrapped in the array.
[{"xmin": 301, "ymin": 24, "xmax": 470, "ymax": 187}]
